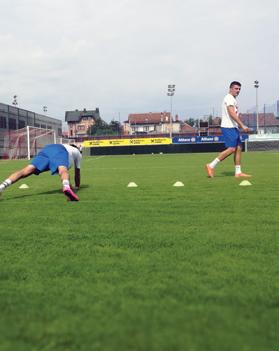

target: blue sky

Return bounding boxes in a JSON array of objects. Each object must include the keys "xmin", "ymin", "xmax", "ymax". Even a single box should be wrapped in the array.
[{"xmin": 0, "ymin": 0, "xmax": 278, "ymax": 124}]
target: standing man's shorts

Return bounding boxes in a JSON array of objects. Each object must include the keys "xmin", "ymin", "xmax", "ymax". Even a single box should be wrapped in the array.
[
  {"xmin": 221, "ymin": 127, "xmax": 242, "ymax": 148},
  {"xmin": 31, "ymin": 144, "xmax": 69, "ymax": 175}
]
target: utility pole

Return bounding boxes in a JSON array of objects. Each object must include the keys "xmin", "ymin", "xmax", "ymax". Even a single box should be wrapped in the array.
[
  {"xmin": 167, "ymin": 84, "xmax": 175, "ymax": 138},
  {"xmin": 254, "ymin": 80, "xmax": 259, "ymax": 134}
]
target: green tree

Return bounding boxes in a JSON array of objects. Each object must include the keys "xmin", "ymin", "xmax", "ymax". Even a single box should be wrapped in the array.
[
  {"xmin": 87, "ymin": 118, "xmax": 121, "ymax": 136},
  {"xmin": 109, "ymin": 120, "xmax": 121, "ymax": 134},
  {"xmin": 184, "ymin": 118, "xmax": 196, "ymax": 127}
]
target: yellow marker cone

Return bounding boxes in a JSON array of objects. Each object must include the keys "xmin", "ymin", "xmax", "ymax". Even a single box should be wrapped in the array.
[
  {"xmin": 239, "ymin": 180, "xmax": 252, "ymax": 186},
  {"xmin": 127, "ymin": 182, "xmax": 138, "ymax": 188},
  {"xmin": 19, "ymin": 184, "xmax": 29, "ymax": 189},
  {"xmin": 173, "ymin": 181, "xmax": 184, "ymax": 187}
]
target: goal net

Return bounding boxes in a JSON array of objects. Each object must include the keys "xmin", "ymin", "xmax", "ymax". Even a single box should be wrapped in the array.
[
  {"xmin": 2, "ymin": 126, "xmax": 56, "ymax": 160},
  {"xmin": 246, "ymin": 134, "xmax": 279, "ymax": 152},
  {"xmin": 57, "ymin": 137, "xmax": 72, "ymax": 145}
]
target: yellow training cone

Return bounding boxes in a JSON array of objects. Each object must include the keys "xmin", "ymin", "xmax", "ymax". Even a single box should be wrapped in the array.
[{"xmin": 239, "ymin": 180, "xmax": 252, "ymax": 186}]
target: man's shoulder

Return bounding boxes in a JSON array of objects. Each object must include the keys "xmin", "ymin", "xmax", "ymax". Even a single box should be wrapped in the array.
[
  {"xmin": 223, "ymin": 93, "xmax": 236, "ymax": 105},
  {"xmin": 63, "ymin": 144, "xmax": 79, "ymax": 154},
  {"xmin": 62, "ymin": 144, "xmax": 70, "ymax": 151}
]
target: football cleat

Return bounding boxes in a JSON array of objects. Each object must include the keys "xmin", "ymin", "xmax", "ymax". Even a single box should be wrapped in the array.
[
  {"xmin": 205, "ymin": 164, "xmax": 214, "ymax": 178},
  {"xmin": 235, "ymin": 172, "xmax": 252, "ymax": 178},
  {"xmin": 63, "ymin": 187, "xmax": 79, "ymax": 201}
]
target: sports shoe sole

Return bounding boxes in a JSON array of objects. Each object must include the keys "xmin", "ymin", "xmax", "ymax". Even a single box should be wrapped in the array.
[{"xmin": 63, "ymin": 188, "xmax": 79, "ymax": 201}]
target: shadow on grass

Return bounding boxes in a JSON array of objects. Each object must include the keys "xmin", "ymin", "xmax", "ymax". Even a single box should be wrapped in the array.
[
  {"xmin": 218, "ymin": 171, "xmax": 235, "ymax": 177},
  {"xmin": 1, "ymin": 184, "xmax": 89, "ymax": 201},
  {"xmin": 205, "ymin": 171, "xmax": 234, "ymax": 178}
]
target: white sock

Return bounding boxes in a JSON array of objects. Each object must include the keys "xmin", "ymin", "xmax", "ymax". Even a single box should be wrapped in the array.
[
  {"xmin": 0, "ymin": 179, "xmax": 12, "ymax": 192},
  {"xmin": 235, "ymin": 165, "xmax": 241, "ymax": 174},
  {"xmin": 209, "ymin": 158, "xmax": 220, "ymax": 169},
  {"xmin": 62, "ymin": 180, "xmax": 70, "ymax": 189}
]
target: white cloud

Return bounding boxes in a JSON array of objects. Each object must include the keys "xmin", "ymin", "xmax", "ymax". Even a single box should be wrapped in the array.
[{"xmin": 0, "ymin": 0, "xmax": 278, "ymax": 122}]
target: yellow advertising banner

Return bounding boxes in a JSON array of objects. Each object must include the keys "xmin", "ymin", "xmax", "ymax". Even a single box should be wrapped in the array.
[{"xmin": 82, "ymin": 137, "xmax": 171, "ymax": 147}]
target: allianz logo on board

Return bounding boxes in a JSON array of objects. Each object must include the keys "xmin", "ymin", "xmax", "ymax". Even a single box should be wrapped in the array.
[
  {"xmin": 178, "ymin": 137, "xmax": 196, "ymax": 142},
  {"xmin": 201, "ymin": 137, "xmax": 214, "ymax": 141}
]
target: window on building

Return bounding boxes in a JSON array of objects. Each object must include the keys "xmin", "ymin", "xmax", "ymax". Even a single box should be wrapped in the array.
[
  {"xmin": 18, "ymin": 120, "xmax": 26, "ymax": 129},
  {"xmin": 58, "ymin": 128, "xmax": 62, "ymax": 136},
  {"xmin": 41, "ymin": 124, "xmax": 46, "ymax": 129},
  {"xmin": 28, "ymin": 113, "xmax": 35, "ymax": 125},
  {"xmin": 77, "ymin": 125, "xmax": 85, "ymax": 130},
  {"xmin": 0, "ymin": 116, "xmax": 7, "ymax": 128},
  {"xmin": 0, "ymin": 103, "xmax": 8, "ymax": 112},
  {"xmin": 9, "ymin": 118, "xmax": 17, "ymax": 130},
  {"xmin": 47, "ymin": 125, "xmax": 52, "ymax": 130},
  {"xmin": 19, "ymin": 110, "xmax": 27, "ymax": 117}
]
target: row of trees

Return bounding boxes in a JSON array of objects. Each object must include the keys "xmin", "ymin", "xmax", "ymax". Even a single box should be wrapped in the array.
[
  {"xmin": 184, "ymin": 115, "xmax": 215, "ymax": 127},
  {"xmin": 87, "ymin": 118, "xmax": 121, "ymax": 136}
]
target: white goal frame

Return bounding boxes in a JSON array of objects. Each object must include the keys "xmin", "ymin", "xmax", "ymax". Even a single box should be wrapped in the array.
[{"xmin": 3, "ymin": 126, "xmax": 57, "ymax": 160}]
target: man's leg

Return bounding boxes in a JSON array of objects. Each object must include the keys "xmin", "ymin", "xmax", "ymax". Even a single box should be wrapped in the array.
[
  {"xmin": 234, "ymin": 145, "xmax": 241, "ymax": 166},
  {"xmin": 0, "ymin": 165, "xmax": 36, "ymax": 193},
  {"xmin": 58, "ymin": 166, "xmax": 79, "ymax": 201},
  {"xmin": 206, "ymin": 147, "xmax": 235, "ymax": 177},
  {"xmin": 234, "ymin": 145, "xmax": 251, "ymax": 177},
  {"xmin": 206, "ymin": 127, "xmax": 240, "ymax": 178}
]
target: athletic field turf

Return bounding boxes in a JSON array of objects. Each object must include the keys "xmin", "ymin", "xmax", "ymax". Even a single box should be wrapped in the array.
[{"xmin": 0, "ymin": 152, "xmax": 278, "ymax": 351}]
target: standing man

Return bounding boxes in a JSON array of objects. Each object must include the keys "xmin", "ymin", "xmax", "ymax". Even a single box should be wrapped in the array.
[
  {"xmin": 0, "ymin": 144, "xmax": 81, "ymax": 201},
  {"xmin": 206, "ymin": 81, "xmax": 251, "ymax": 178}
]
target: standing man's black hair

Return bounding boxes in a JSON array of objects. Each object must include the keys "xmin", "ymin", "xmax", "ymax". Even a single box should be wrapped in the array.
[{"xmin": 230, "ymin": 81, "xmax": 241, "ymax": 88}]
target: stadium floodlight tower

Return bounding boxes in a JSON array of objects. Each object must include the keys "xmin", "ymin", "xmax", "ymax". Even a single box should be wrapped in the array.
[
  {"xmin": 12, "ymin": 95, "xmax": 18, "ymax": 106},
  {"xmin": 254, "ymin": 80, "xmax": 259, "ymax": 134},
  {"xmin": 43, "ymin": 106, "xmax": 47, "ymax": 113},
  {"xmin": 167, "ymin": 84, "xmax": 175, "ymax": 139}
]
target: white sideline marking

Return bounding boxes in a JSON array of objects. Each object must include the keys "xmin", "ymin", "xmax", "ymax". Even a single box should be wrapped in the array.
[{"xmin": 87, "ymin": 156, "xmax": 106, "ymax": 161}]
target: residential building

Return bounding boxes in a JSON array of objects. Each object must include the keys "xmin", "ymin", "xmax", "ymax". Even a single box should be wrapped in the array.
[
  {"xmin": 180, "ymin": 122, "xmax": 197, "ymax": 134},
  {"xmin": 123, "ymin": 112, "xmax": 181, "ymax": 135},
  {"xmin": 65, "ymin": 108, "xmax": 100, "ymax": 137},
  {"xmin": 240, "ymin": 113, "xmax": 279, "ymax": 133},
  {"xmin": 208, "ymin": 117, "xmax": 221, "ymax": 135}
]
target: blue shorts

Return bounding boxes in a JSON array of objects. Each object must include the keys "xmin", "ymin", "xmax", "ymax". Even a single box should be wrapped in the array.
[
  {"xmin": 31, "ymin": 144, "xmax": 69, "ymax": 175},
  {"xmin": 221, "ymin": 127, "xmax": 242, "ymax": 148}
]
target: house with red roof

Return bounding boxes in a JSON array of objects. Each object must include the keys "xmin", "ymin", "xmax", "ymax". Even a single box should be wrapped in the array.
[
  {"xmin": 240, "ymin": 113, "xmax": 279, "ymax": 133},
  {"xmin": 123, "ymin": 112, "xmax": 195, "ymax": 135}
]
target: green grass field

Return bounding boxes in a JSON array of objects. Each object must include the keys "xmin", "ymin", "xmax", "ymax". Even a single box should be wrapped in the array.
[{"xmin": 0, "ymin": 152, "xmax": 278, "ymax": 351}]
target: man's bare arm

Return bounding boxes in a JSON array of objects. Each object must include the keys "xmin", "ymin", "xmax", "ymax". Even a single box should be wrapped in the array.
[
  {"xmin": 74, "ymin": 168, "xmax": 80, "ymax": 189},
  {"xmin": 227, "ymin": 106, "xmax": 249, "ymax": 132}
]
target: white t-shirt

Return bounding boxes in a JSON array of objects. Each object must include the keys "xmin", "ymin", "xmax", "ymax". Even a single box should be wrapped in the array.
[
  {"xmin": 221, "ymin": 93, "xmax": 238, "ymax": 128},
  {"xmin": 63, "ymin": 144, "xmax": 82, "ymax": 169}
]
